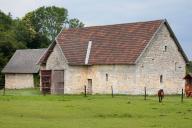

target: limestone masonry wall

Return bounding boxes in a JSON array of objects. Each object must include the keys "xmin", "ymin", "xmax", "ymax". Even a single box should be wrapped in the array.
[
  {"xmin": 135, "ymin": 24, "xmax": 186, "ymax": 94},
  {"xmin": 46, "ymin": 44, "xmax": 67, "ymax": 70},
  {"xmin": 5, "ymin": 74, "xmax": 34, "ymax": 89}
]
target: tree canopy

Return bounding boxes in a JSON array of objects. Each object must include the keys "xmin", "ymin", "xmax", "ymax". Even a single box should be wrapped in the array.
[
  {"xmin": 186, "ymin": 61, "xmax": 192, "ymax": 74},
  {"xmin": 0, "ymin": 6, "xmax": 84, "ymax": 85},
  {"xmin": 22, "ymin": 6, "xmax": 68, "ymax": 41},
  {"xmin": 68, "ymin": 18, "xmax": 84, "ymax": 28},
  {"xmin": 0, "ymin": 11, "xmax": 26, "ymax": 85},
  {"xmin": 20, "ymin": 6, "xmax": 84, "ymax": 48}
]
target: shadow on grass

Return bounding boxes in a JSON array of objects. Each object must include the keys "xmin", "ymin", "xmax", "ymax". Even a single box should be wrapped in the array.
[{"xmin": 95, "ymin": 113, "xmax": 133, "ymax": 118}]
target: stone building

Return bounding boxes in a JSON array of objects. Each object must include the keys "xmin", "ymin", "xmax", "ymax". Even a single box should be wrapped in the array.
[
  {"xmin": 38, "ymin": 19, "xmax": 188, "ymax": 95},
  {"xmin": 2, "ymin": 49, "xmax": 46, "ymax": 89}
]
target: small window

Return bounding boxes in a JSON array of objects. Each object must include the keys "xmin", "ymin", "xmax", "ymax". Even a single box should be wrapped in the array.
[
  {"xmin": 164, "ymin": 46, "xmax": 167, "ymax": 52},
  {"xmin": 106, "ymin": 73, "xmax": 108, "ymax": 81},
  {"xmin": 160, "ymin": 75, "xmax": 163, "ymax": 83}
]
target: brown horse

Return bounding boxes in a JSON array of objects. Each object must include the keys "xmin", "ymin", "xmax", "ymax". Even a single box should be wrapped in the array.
[
  {"xmin": 185, "ymin": 85, "xmax": 192, "ymax": 97},
  {"xmin": 158, "ymin": 89, "xmax": 164, "ymax": 103}
]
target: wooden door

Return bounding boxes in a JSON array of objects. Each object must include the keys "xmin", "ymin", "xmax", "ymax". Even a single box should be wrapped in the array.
[
  {"xmin": 87, "ymin": 79, "xmax": 92, "ymax": 94},
  {"xmin": 41, "ymin": 70, "xmax": 51, "ymax": 94},
  {"xmin": 52, "ymin": 70, "xmax": 64, "ymax": 94}
]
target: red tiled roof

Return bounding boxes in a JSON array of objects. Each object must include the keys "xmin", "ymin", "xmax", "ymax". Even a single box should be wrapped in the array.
[{"xmin": 56, "ymin": 20, "xmax": 163, "ymax": 65}]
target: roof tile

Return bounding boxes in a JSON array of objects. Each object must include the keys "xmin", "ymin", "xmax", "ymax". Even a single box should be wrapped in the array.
[{"xmin": 57, "ymin": 20, "xmax": 163, "ymax": 65}]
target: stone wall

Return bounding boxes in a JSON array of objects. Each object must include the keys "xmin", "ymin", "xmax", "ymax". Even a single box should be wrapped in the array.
[
  {"xmin": 64, "ymin": 66, "xmax": 88, "ymax": 94},
  {"xmin": 46, "ymin": 44, "xmax": 67, "ymax": 70},
  {"xmin": 87, "ymin": 65, "xmax": 136, "ymax": 94},
  {"xmin": 5, "ymin": 74, "xmax": 34, "ymax": 89},
  {"xmin": 61, "ymin": 65, "xmax": 137, "ymax": 94},
  {"xmin": 135, "ymin": 24, "xmax": 186, "ymax": 94}
]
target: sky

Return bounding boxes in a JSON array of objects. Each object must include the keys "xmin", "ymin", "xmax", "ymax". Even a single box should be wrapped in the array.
[{"xmin": 0, "ymin": 0, "xmax": 191, "ymax": 60}]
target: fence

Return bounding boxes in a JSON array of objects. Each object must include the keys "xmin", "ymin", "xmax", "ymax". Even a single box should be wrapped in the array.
[{"xmin": 0, "ymin": 85, "xmax": 186, "ymax": 103}]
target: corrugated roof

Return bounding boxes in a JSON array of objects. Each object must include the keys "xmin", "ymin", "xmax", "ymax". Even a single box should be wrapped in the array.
[{"xmin": 2, "ymin": 49, "xmax": 46, "ymax": 73}]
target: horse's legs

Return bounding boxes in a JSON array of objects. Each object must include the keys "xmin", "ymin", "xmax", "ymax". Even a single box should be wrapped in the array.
[{"xmin": 159, "ymin": 96, "xmax": 163, "ymax": 103}]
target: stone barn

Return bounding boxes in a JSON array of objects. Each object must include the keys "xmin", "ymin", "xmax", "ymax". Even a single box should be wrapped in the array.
[
  {"xmin": 2, "ymin": 49, "xmax": 46, "ymax": 89},
  {"xmin": 38, "ymin": 19, "xmax": 188, "ymax": 95}
]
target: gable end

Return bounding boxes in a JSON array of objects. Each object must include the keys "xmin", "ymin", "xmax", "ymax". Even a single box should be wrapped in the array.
[{"xmin": 135, "ymin": 19, "xmax": 189, "ymax": 64}]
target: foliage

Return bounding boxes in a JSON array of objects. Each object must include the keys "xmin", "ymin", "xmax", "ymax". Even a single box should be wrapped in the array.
[
  {"xmin": 21, "ymin": 6, "xmax": 85, "ymax": 43},
  {"xmin": 186, "ymin": 61, "xmax": 192, "ymax": 74},
  {"xmin": 14, "ymin": 18, "xmax": 36, "ymax": 47},
  {"xmin": 0, "ymin": 11, "xmax": 26, "ymax": 85},
  {"xmin": 33, "ymin": 74, "xmax": 40, "ymax": 87},
  {"xmin": 68, "ymin": 18, "xmax": 84, "ymax": 28},
  {"xmin": 22, "ymin": 6, "xmax": 68, "ymax": 42},
  {"xmin": 0, "ymin": 94, "xmax": 191, "ymax": 128},
  {"xmin": 0, "ymin": 11, "xmax": 12, "ymax": 31}
]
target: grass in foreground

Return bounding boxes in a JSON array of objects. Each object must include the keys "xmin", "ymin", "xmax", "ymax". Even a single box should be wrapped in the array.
[{"xmin": 0, "ymin": 89, "xmax": 192, "ymax": 128}]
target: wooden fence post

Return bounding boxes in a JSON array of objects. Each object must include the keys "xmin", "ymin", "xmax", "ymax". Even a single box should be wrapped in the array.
[
  {"xmin": 181, "ymin": 88, "xmax": 184, "ymax": 102},
  {"xmin": 144, "ymin": 87, "xmax": 146, "ymax": 100},
  {"xmin": 111, "ymin": 86, "xmax": 114, "ymax": 98},
  {"xmin": 84, "ymin": 85, "xmax": 87, "ymax": 97}
]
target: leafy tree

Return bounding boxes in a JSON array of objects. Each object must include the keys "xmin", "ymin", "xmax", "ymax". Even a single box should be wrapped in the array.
[
  {"xmin": 13, "ymin": 19, "xmax": 36, "ymax": 47},
  {"xmin": 22, "ymin": 6, "xmax": 68, "ymax": 41},
  {"xmin": 0, "ymin": 11, "xmax": 12, "ymax": 31},
  {"xmin": 0, "ymin": 11, "xmax": 25, "ymax": 86},
  {"xmin": 21, "ymin": 6, "xmax": 84, "ymax": 48},
  {"xmin": 29, "ymin": 33, "xmax": 50, "ymax": 48},
  {"xmin": 68, "ymin": 18, "xmax": 84, "ymax": 28},
  {"xmin": 186, "ymin": 61, "xmax": 192, "ymax": 74}
]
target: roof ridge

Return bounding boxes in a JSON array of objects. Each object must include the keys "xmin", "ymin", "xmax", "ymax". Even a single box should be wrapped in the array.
[{"xmin": 62, "ymin": 19, "xmax": 165, "ymax": 31}]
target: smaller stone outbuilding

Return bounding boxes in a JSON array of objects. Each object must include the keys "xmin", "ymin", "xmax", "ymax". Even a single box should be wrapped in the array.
[{"xmin": 2, "ymin": 49, "xmax": 46, "ymax": 89}]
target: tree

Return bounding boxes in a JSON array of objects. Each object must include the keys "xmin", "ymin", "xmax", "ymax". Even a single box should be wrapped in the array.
[
  {"xmin": 0, "ymin": 10, "xmax": 12, "ymax": 31},
  {"xmin": 68, "ymin": 18, "xmax": 84, "ymax": 28},
  {"xmin": 0, "ymin": 11, "xmax": 26, "ymax": 86},
  {"xmin": 22, "ymin": 6, "xmax": 68, "ymax": 41},
  {"xmin": 13, "ymin": 18, "xmax": 36, "ymax": 47},
  {"xmin": 0, "ymin": 35, "xmax": 19, "ymax": 86},
  {"xmin": 21, "ymin": 6, "xmax": 84, "ymax": 48},
  {"xmin": 186, "ymin": 61, "xmax": 192, "ymax": 74}
]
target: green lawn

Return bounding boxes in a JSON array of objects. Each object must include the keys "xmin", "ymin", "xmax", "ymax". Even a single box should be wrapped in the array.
[{"xmin": 0, "ymin": 89, "xmax": 192, "ymax": 128}]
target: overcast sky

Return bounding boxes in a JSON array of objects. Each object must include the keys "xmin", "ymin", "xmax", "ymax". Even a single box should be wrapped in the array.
[{"xmin": 0, "ymin": 0, "xmax": 191, "ymax": 60}]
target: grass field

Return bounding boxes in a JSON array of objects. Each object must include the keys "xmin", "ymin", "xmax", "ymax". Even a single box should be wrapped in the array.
[{"xmin": 0, "ymin": 89, "xmax": 192, "ymax": 128}]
